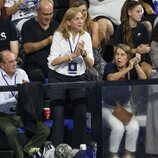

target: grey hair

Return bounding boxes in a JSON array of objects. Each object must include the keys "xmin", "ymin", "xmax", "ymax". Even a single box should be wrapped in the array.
[{"xmin": 37, "ymin": 0, "xmax": 54, "ymax": 9}]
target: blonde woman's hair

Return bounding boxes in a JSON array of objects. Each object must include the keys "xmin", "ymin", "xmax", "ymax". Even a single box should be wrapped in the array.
[
  {"xmin": 37, "ymin": 0, "xmax": 54, "ymax": 8},
  {"xmin": 57, "ymin": 7, "xmax": 84, "ymax": 40}
]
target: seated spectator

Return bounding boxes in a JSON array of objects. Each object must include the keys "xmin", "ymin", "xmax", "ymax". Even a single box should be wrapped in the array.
[
  {"xmin": 150, "ymin": 22, "xmax": 158, "ymax": 72},
  {"xmin": 0, "ymin": 18, "xmax": 19, "ymax": 58},
  {"xmin": 0, "ymin": 49, "xmax": 50, "ymax": 158},
  {"xmin": 21, "ymin": 0, "xmax": 58, "ymax": 83},
  {"xmin": 140, "ymin": 0, "xmax": 158, "ymax": 26},
  {"xmin": 47, "ymin": 7, "xmax": 94, "ymax": 148},
  {"xmin": 102, "ymin": 43, "xmax": 146, "ymax": 158},
  {"xmin": 88, "ymin": 0, "xmax": 126, "ymax": 49},
  {"xmin": 124, "ymin": 0, "xmax": 156, "ymax": 37},
  {"xmin": 113, "ymin": 0, "xmax": 152, "ymax": 78},
  {"xmin": 145, "ymin": 22, "xmax": 158, "ymax": 156},
  {"xmin": 4, "ymin": 0, "xmax": 39, "ymax": 32},
  {"xmin": 146, "ymin": 22, "xmax": 158, "ymax": 156},
  {"xmin": 120, "ymin": 0, "xmax": 152, "ymax": 37},
  {"xmin": 73, "ymin": 0, "xmax": 106, "ymax": 80}
]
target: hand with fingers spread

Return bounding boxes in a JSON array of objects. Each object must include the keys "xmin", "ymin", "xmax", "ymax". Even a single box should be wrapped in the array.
[
  {"xmin": 134, "ymin": 53, "xmax": 141, "ymax": 65},
  {"xmin": 74, "ymin": 40, "xmax": 85, "ymax": 57},
  {"xmin": 128, "ymin": 57, "xmax": 136, "ymax": 70},
  {"xmin": 136, "ymin": 44, "xmax": 151, "ymax": 54}
]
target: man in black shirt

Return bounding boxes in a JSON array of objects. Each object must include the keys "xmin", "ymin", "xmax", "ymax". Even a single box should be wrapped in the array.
[
  {"xmin": 21, "ymin": 0, "xmax": 59, "ymax": 83},
  {"xmin": 0, "ymin": 18, "xmax": 19, "ymax": 58}
]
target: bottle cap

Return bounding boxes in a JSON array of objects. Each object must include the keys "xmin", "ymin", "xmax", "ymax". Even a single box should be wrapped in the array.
[{"xmin": 80, "ymin": 144, "xmax": 87, "ymax": 150}]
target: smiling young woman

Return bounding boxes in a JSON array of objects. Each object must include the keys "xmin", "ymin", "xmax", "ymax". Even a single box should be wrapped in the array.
[{"xmin": 112, "ymin": 0, "xmax": 152, "ymax": 78}]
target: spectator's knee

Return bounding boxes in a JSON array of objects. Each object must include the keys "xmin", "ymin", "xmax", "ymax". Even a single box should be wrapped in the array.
[
  {"xmin": 129, "ymin": 121, "xmax": 140, "ymax": 134},
  {"xmin": 44, "ymin": 125, "xmax": 51, "ymax": 136},
  {"xmin": 5, "ymin": 126, "xmax": 17, "ymax": 137},
  {"xmin": 112, "ymin": 124, "xmax": 125, "ymax": 135}
]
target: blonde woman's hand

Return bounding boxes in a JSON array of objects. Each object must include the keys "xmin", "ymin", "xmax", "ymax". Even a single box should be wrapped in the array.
[{"xmin": 74, "ymin": 40, "xmax": 85, "ymax": 57}]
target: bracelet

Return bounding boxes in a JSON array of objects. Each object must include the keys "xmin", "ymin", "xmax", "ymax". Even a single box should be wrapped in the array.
[{"xmin": 68, "ymin": 54, "xmax": 72, "ymax": 61}]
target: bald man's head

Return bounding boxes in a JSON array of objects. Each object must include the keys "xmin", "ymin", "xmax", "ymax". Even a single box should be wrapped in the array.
[
  {"xmin": 36, "ymin": 0, "xmax": 54, "ymax": 27},
  {"xmin": 0, "ymin": 50, "xmax": 17, "ymax": 77}
]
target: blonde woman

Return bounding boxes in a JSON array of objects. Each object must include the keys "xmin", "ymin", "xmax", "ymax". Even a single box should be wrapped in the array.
[{"xmin": 48, "ymin": 7, "xmax": 94, "ymax": 148}]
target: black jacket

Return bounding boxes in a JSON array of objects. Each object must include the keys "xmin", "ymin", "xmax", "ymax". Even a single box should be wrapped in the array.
[{"xmin": 17, "ymin": 82, "xmax": 44, "ymax": 133}]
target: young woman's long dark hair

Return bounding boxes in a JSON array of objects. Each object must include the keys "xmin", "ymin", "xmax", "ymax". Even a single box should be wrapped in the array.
[{"xmin": 121, "ymin": 0, "xmax": 141, "ymax": 48}]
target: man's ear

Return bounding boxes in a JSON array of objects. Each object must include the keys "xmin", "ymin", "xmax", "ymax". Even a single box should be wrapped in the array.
[{"xmin": 0, "ymin": 63, "xmax": 4, "ymax": 69}]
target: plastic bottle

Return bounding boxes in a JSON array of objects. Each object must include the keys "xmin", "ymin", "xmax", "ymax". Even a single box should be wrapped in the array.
[
  {"xmin": 92, "ymin": 142, "xmax": 97, "ymax": 158},
  {"xmin": 87, "ymin": 142, "xmax": 97, "ymax": 158},
  {"xmin": 74, "ymin": 144, "xmax": 89, "ymax": 158}
]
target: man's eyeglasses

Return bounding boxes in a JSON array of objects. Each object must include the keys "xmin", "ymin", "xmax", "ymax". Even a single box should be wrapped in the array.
[{"xmin": 41, "ymin": 12, "xmax": 53, "ymax": 17}]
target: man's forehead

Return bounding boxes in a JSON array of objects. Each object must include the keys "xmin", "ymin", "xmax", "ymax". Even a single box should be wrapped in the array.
[{"xmin": 3, "ymin": 53, "xmax": 15, "ymax": 61}]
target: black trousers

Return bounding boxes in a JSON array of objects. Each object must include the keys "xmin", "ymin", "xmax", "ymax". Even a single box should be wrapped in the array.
[{"xmin": 48, "ymin": 70, "xmax": 87, "ymax": 148}]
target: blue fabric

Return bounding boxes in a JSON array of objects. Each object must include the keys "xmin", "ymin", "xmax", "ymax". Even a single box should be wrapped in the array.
[{"xmin": 44, "ymin": 119, "xmax": 74, "ymax": 130}]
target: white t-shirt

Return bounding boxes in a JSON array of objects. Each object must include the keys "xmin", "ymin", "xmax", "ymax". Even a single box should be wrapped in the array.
[
  {"xmin": 4, "ymin": 0, "xmax": 38, "ymax": 21},
  {"xmin": 0, "ymin": 68, "xmax": 29, "ymax": 113},
  {"xmin": 48, "ymin": 31, "xmax": 94, "ymax": 76},
  {"xmin": 88, "ymin": 0, "xmax": 126, "ymax": 25}
]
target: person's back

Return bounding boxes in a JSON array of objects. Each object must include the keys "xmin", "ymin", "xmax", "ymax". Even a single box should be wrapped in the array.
[
  {"xmin": 0, "ymin": 18, "xmax": 19, "ymax": 58},
  {"xmin": 88, "ymin": 0, "xmax": 125, "ymax": 25}
]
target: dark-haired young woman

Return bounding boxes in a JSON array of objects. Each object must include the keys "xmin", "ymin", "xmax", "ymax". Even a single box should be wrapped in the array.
[{"xmin": 113, "ymin": 0, "xmax": 152, "ymax": 78}]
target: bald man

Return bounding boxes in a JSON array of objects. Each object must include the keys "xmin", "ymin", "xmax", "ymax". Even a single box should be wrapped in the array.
[
  {"xmin": 21, "ymin": 0, "xmax": 59, "ymax": 83},
  {"xmin": 0, "ymin": 50, "xmax": 50, "ymax": 158}
]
